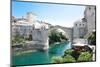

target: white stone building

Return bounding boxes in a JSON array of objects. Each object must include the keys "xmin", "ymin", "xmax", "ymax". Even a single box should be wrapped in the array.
[
  {"xmin": 73, "ymin": 19, "xmax": 87, "ymax": 38},
  {"xmin": 11, "ymin": 14, "xmax": 34, "ymax": 38},
  {"xmin": 12, "ymin": 20, "xmax": 33, "ymax": 38},
  {"xmin": 12, "ymin": 12, "xmax": 49, "ymax": 50},
  {"xmin": 12, "ymin": 12, "xmax": 49, "ymax": 38}
]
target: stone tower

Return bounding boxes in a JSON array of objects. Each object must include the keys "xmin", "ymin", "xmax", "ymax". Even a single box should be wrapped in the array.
[
  {"xmin": 32, "ymin": 22, "xmax": 49, "ymax": 51},
  {"xmin": 27, "ymin": 12, "xmax": 37, "ymax": 23},
  {"xmin": 84, "ymin": 6, "xmax": 96, "ymax": 33},
  {"xmin": 73, "ymin": 20, "xmax": 87, "ymax": 38}
]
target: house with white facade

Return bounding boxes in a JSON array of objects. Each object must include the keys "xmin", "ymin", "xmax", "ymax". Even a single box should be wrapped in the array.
[{"xmin": 12, "ymin": 12, "xmax": 49, "ymax": 50}]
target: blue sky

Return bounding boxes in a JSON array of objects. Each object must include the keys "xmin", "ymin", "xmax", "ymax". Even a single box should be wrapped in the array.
[{"xmin": 12, "ymin": 1, "xmax": 86, "ymax": 27}]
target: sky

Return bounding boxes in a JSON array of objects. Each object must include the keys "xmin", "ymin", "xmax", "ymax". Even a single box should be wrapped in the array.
[{"xmin": 12, "ymin": 1, "xmax": 86, "ymax": 27}]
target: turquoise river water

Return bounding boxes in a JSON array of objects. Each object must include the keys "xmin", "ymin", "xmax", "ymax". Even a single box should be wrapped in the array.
[{"xmin": 12, "ymin": 42, "xmax": 71, "ymax": 66}]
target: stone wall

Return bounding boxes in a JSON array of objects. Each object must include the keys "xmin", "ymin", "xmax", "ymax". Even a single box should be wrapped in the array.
[
  {"xmin": 84, "ymin": 6, "xmax": 96, "ymax": 33},
  {"xmin": 32, "ymin": 29, "xmax": 49, "ymax": 50}
]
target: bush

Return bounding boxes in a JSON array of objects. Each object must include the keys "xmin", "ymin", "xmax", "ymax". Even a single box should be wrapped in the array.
[
  {"xmin": 52, "ymin": 56, "xmax": 63, "ymax": 63},
  {"xmin": 63, "ymin": 55, "xmax": 76, "ymax": 63},
  {"xmin": 64, "ymin": 49, "xmax": 74, "ymax": 55},
  {"xmin": 71, "ymin": 50, "xmax": 80, "ymax": 60},
  {"xmin": 77, "ymin": 52, "xmax": 92, "ymax": 62},
  {"xmin": 63, "ymin": 49, "xmax": 80, "ymax": 60},
  {"xmin": 12, "ymin": 35, "xmax": 25, "ymax": 46},
  {"xmin": 63, "ymin": 49, "xmax": 74, "ymax": 58}
]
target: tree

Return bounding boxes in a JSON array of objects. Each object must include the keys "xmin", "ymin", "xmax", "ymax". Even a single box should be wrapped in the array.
[
  {"xmin": 63, "ymin": 49, "xmax": 80, "ymax": 60},
  {"xmin": 52, "ymin": 56, "xmax": 63, "ymax": 63},
  {"xmin": 49, "ymin": 29, "xmax": 68, "ymax": 44},
  {"xmin": 63, "ymin": 49, "xmax": 74, "ymax": 58},
  {"xmin": 60, "ymin": 32, "xmax": 68, "ymax": 41},
  {"xmin": 63, "ymin": 55, "xmax": 76, "ymax": 63},
  {"xmin": 88, "ymin": 31, "xmax": 96, "ymax": 45},
  {"xmin": 77, "ymin": 52, "xmax": 92, "ymax": 62},
  {"xmin": 12, "ymin": 35, "xmax": 25, "ymax": 46}
]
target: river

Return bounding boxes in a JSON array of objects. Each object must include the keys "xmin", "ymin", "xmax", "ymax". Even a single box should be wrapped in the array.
[{"xmin": 12, "ymin": 42, "xmax": 71, "ymax": 66}]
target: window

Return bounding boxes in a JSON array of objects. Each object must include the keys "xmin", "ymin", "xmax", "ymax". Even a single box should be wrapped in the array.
[
  {"xmin": 92, "ymin": 12, "xmax": 94, "ymax": 16},
  {"xmin": 76, "ymin": 24, "xmax": 77, "ymax": 26},
  {"xmin": 83, "ymin": 24, "xmax": 84, "ymax": 26},
  {"xmin": 33, "ymin": 24, "xmax": 35, "ymax": 30},
  {"xmin": 79, "ymin": 24, "xmax": 81, "ymax": 26},
  {"xmin": 89, "ymin": 7, "xmax": 91, "ymax": 10}
]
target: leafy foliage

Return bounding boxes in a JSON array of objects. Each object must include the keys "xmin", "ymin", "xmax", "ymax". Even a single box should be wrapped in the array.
[
  {"xmin": 64, "ymin": 49, "xmax": 74, "ymax": 55},
  {"xmin": 63, "ymin": 55, "xmax": 76, "ymax": 63},
  {"xmin": 49, "ymin": 29, "xmax": 68, "ymax": 44},
  {"xmin": 62, "ymin": 49, "xmax": 92, "ymax": 63},
  {"xmin": 12, "ymin": 35, "xmax": 25, "ymax": 46},
  {"xmin": 63, "ymin": 49, "xmax": 80, "ymax": 60},
  {"xmin": 52, "ymin": 56, "xmax": 63, "ymax": 63},
  {"xmin": 88, "ymin": 31, "xmax": 96, "ymax": 45},
  {"xmin": 77, "ymin": 52, "xmax": 92, "ymax": 62}
]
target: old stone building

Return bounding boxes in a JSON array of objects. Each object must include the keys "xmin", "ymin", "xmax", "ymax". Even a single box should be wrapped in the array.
[
  {"xmin": 12, "ymin": 12, "xmax": 49, "ymax": 50},
  {"xmin": 84, "ymin": 6, "xmax": 96, "ymax": 33},
  {"xmin": 73, "ymin": 6, "xmax": 96, "ymax": 39},
  {"xmin": 73, "ymin": 19, "xmax": 87, "ymax": 38}
]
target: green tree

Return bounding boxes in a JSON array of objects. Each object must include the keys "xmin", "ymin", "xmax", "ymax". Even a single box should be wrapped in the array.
[
  {"xmin": 63, "ymin": 49, "xmax": 74, "ymax": 58},
  {"xmin": 63, "ymin": 55, "xmax": 76, "ymax": 63},
  {"xmin": 12, "ymin": 35, "xmax": 25, "ymax": 46},
  {"xmin": 63, "ymin": 49, "xmax": 80, "ymax": 60},
  {"xmin": 60, "ymin": 32, "xmax": 68, "ymax": 41},
  {"xmin": 64, "ymin": 49, "xmax": 74, "ymax": 55},
  {"xmin": 52, "ymin": 56, "xmax": 63, "ymax": 63},
  {"xmin": 77, "ymin": 52, "xmax": 92, "ymax": 62},
  {"xmin": 88, "ymin": 31, "xmax": 96, "ymax": 45},
  {"xmin": 49, "ymin": 29, "xmax": 68, "ymax": 44}
]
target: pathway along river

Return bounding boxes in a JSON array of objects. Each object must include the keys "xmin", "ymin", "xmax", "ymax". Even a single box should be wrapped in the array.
[{"xmin": 12, "ymin": 42, "xmax": 71, "ymax": 66}]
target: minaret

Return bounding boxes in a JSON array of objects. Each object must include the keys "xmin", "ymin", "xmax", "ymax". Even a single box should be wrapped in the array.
[{"xmin": 27, "ymin": 12, "xmax": 37, "ymax": 23}]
